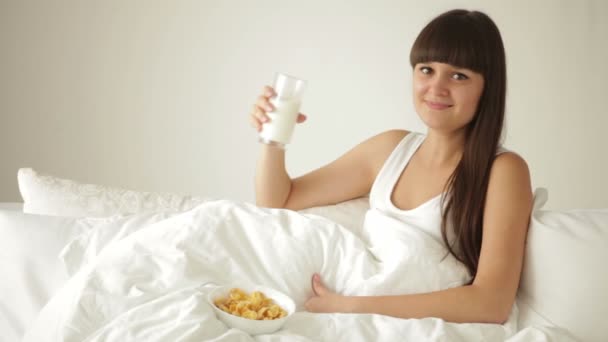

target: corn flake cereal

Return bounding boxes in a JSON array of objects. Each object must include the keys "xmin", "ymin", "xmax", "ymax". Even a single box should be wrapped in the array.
[{"xmin": 214, "ymin": 288, "xmax": 288, "ymax": 320}]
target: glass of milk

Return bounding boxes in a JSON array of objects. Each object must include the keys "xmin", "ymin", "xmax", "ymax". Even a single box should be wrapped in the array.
[{"xmin": 258, "ymin": 73, "xmax": 306, "ymax": 148}]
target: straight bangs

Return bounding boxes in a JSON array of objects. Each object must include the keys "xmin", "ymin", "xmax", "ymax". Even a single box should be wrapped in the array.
[{"xmin": 409, "ymin": 10, "xmax": 489, "ymax": 74}]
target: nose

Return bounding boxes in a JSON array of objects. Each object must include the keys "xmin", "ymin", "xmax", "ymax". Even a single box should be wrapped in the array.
[{"xmin": 427, "ymin": 75, "xmax": 449, "ymax": 96}]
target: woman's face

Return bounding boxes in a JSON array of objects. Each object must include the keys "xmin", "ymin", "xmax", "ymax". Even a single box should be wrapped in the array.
[{"xmin": 413, "ymin": 62, "xmax": 484, "ymax": 133}]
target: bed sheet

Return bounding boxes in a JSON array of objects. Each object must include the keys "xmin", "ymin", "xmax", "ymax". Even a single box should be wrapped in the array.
[
  {"xmin": 0, "ymin": 209, "xmax": 176, "ymax": 342},
  {"xmin": 0, "ymin": 209, "xmax": 78, "ymax": 342},
  {"xmin": 23, "ymin": 200, "xmax": 575, "ymax": 342}
]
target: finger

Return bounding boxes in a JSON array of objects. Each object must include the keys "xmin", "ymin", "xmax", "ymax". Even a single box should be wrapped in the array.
[
  {"xmin": 249, "ymin": 112, "xmax": 263, "ymax": 130},
  {"xmin": 305, "ymin": 297, "xmax": 321, "ymax": 312},
  {"xmin": 296, "ymin": 113, "xmax": 307, "ymax": 123},
  {"xmin": 250, "ymin": 118, "xmax": 261, "ymax": 132},
  {"xmin": 249, "ymin": 106, "xmax": 267, "ymax": 131},
  {"xmin": 254, "ymin": 106, "xmax": 269, "ymax": 123},
  {"xmin": 311, "ymin": 273, "xmax": 327, "ymax": 296},
  {"xmin": 304, "ymin": 298, "xmax": 313, "ymax": 311},
  {"xmin": 249, "ymin": 104, "xmax": 266, "ymax": 122},
  {"xmin": 311, "ymin": 274, "xmax": 319, "ymax": 296},
  {"xmin": 263, "ymin": 85, "xmax": 276, "ymax": 98},
  {"xmin": 256, "ymin": 96, "xmax": 274, "ymax": 112}
]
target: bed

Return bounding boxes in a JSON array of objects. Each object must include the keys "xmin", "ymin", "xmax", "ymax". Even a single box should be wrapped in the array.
[{"xmin": 1, "ymin": 168, "xmax": 606, "ymax": 341}]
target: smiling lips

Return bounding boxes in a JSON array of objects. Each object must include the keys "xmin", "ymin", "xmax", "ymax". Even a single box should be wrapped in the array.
[{"xmin": 425, "ymin": 100, "xmax": 453, "ymax": 110}]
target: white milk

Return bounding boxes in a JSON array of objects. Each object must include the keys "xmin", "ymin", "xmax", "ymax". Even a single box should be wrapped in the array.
[{"xmin": 259, "ymin": 97, "xmax": 302, "ymax": 146}]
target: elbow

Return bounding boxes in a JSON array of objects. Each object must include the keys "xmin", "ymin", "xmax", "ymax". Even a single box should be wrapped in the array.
[
  {"xmin": 255, "ymin": 182, "xmax": 293, "ymax": 209},
  {"xmin": 496, "ymin": 302, "xmax": 514, "ymax": 324},
  {"xmin": 487, "ymin": 309, "xmax": 510, "ymax": 325},
  {"xmin": 255, "ymin": 198, "xmax": 286, "ymax": 209},
  {"xmin": 255, "ymin": 192, "xmax": 291, "ymax": 209},
  {"xmin": 475, "ymin": 305, "xmax": 510, "ymax": 324},
  {"xmin": 473, "ymin": 286, "xmax": 513, "ymax": 324},
  {"xmin": 483, "ymin": 299, "xmax": 513, "ymax": 325}
]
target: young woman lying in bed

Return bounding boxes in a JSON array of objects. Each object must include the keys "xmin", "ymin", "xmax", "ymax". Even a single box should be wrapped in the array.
[{"xmin": 249, "ymin": 9, "xmax": 532, "ymax": 324}]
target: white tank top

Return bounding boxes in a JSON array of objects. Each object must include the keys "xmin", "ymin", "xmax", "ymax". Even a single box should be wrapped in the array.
[{"xmin": 367, "ymin": 132, "xmax": 508, "ymax": 244}]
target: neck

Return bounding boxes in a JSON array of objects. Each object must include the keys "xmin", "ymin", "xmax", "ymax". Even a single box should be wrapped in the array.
[{"xmin": 417, "ymin": 129, "xmax": 466, "ymax": 168}]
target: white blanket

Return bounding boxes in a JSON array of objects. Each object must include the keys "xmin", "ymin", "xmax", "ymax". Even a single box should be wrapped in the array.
[{"xmin": 24, "ymin": 200, "xmax": 574, "ymax": 341}]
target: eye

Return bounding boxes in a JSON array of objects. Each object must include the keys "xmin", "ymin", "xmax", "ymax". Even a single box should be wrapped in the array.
[
  {"xmin": 452, "ymin": 73, "xmax": 469, "ymax": 80},
  {"xmin": 419, "ymin": 66, "xmax": 432, "ymax": 75}
]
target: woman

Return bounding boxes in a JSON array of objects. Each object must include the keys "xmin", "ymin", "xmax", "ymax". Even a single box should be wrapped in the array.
[{"xmin": 249, "ymin": 9, "xmax": 532, "ymax": 324}]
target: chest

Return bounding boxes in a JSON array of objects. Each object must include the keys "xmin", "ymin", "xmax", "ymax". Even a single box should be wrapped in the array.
[{"xmin": 390, "ymin": 159, "xmax": 453, "ymax": 211}]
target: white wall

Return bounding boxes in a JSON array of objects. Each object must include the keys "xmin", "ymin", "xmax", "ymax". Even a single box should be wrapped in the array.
[{"xmin": 1, "ymin": 0, "xmax": 606, "ymax": 210}]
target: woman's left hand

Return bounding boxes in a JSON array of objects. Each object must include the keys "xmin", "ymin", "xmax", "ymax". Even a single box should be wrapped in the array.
[{"xmin": 304, "ymin": 273, "xmax": 350, "ymax": 313}]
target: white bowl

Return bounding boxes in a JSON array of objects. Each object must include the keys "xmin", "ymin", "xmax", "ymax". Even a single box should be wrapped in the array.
[{"xmin": 207, "ymin": 284, "xmax": 296, "ymax": 335}]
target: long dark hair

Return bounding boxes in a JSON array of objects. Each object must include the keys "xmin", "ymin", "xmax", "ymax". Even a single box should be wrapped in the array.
[{"xmin": 409, "ymin": 10, "xmax": 507, "ymax": 281}]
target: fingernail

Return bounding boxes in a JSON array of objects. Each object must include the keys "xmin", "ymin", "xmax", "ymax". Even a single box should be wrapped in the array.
[{"xmin": 266, "ymin": 106, "xmax": 273, "ymax": 112}]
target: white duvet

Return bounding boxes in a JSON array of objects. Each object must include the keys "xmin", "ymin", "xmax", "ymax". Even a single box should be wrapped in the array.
[{"xmin": 24, "ymin": 200, "xmax": 574, "ymax": 341}]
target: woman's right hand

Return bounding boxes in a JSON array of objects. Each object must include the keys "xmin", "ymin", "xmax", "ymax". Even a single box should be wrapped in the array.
[{"xmin": 249, "ymin": 85, "xmax": 307, "ymax": 132}]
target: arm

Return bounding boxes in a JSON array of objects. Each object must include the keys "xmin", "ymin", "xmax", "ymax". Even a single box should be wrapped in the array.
[
  {"xmin": 322, "ymin": 284, "xmax": 510, "ymax": 324},
  {"xmin": 255, "ymin": 129, "xmax": 408, "ymax": 210},
  {"xmin": 306, "ymin": 152, "xmax": 533, "ymax": 324},
  {"xmin": 254, "ymin": 144, "xmax": 292, "ymax": 208}
]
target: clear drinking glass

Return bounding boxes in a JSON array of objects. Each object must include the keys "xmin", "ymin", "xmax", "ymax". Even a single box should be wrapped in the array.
[{"xmin": 258, "ymin": 73, "xmax": 306, "ymax": 148}]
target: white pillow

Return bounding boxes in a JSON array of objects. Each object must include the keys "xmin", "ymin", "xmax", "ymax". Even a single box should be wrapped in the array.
[
  {"xmin": 17, "ymin": 168, "xmax": 210, "ymax": 217},
  {"xmin": 0, "ymin": 210, "xmax": 177, "ymax": 340},
  {"xmin": 519, "ymin": 189, "xmax": 608, "ymax": 342},
  {"xmin": 17, "ymin": 168, "xmax": 372, "ymax": 222}
]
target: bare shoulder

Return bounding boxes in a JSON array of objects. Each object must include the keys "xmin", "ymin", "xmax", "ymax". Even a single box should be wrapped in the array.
[
  {"xmin": 364, "ymin": 129, "xmax": 410, "ymax": 171},
  {"xmin": 485, "ymin": 151, "xmax": 533, "ymax": 221},
  {"xmin": 490, "ymin": 152, "xmax": 531, "ymax": 183},
  {"xmin": 328, "ymin": 128, "xmax": 409, "ymax": 175},
  {"xmin": 360, "ymin": 129, "xmax": 409, "ymax": 149},
  {"xmin": 372, "ymin": 129, "xmax": 410, "ymax": 145}
]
